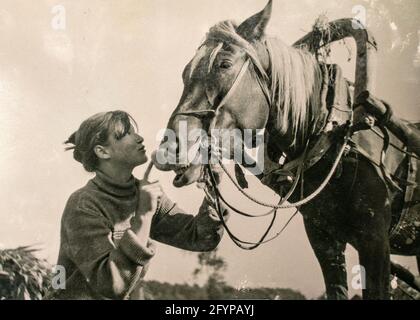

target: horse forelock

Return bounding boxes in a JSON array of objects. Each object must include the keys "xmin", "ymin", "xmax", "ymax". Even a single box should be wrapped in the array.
[
  {"xmin": 208, "ymin": 43, "xmax": 223, "ymax": 74},
  {"xmin": 188, "ymin": 45, "xmax": 210, "ymax": 80},
  {"xmin": 205, "ymin": 21, "xmax": 268, "ymax": 79}
]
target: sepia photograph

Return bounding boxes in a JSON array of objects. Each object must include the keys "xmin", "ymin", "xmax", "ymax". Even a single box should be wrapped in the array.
[{"xmin": 0, "ymin": 0, "xmax": 419, "ymax": 304}]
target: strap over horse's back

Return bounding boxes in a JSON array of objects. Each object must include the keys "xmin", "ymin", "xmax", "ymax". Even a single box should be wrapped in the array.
[{"xmin": 295, "ymin": 17, "xmax": 420, "ymax": 252}]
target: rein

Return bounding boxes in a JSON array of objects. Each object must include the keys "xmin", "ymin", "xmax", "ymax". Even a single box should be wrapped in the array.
[{"xmin": 212, "ymin": 134, "xmax": 350, "ymax": 209}]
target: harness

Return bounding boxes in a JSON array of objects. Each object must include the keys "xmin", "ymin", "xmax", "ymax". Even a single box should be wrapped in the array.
[{"xmin": 173, "ymin": 41, "xmax": 353, "ymax": 250}]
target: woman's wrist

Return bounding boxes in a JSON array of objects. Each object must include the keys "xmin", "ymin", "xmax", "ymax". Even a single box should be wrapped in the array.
[
  {"xmin": 131, "ymin": 214, "xmax": 153, "ymax": 236},
  {"xmin": 130, "ymin": 219, "xmax": 142, "ymax": 233}
]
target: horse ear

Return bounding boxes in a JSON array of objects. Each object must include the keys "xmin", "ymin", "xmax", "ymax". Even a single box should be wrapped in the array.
[{"xmin": 237, "ymin": 0, "xmax": 272, "ymax": 42}]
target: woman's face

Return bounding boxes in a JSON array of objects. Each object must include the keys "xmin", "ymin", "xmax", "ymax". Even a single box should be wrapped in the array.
[{"xmin": 106, "ymin": 124, "xmax": 148, "ymax": 169}]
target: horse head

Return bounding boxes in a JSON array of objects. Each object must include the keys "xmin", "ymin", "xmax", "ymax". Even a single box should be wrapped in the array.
[{"xmin": 154, "ymin": 0, "xmax": 322, "ymax": 187}]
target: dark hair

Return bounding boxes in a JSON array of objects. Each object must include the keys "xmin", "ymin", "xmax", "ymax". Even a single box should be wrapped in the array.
[{"xmin": 65, "ymin": 111, "xmax": 138, "ymax": 172}]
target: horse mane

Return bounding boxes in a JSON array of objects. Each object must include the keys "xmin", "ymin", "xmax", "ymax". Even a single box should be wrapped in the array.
[
  {"xmin": 205, "ymin": 21, "xmax": 323, "ymax": 146},
  {"xmin": 265, "ymin": 39, "xmax": 322, "ymax": 145}
]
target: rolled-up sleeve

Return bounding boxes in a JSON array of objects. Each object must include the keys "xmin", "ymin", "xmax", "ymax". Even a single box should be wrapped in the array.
[
  {"xmin": 64, "ymin": 207, "xmax": 155, "ymax": 300},
  {"xmin": 150, "ymin": 193, "xmax": 229, "ymax": 252}
]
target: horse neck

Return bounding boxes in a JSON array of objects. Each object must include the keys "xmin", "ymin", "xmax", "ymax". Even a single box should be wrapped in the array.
[
  {"xmin": 257, "ymin": 39, "xmax": 324, "ymax": 159},
  {"xmin": 265, "ymin": 63, "xmax": 325, "ymax": 160}
]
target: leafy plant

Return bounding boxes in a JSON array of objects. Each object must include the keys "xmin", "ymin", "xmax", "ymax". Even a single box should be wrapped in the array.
[{"xmin": 0, "ymin": 246, "xmax": 52, "ymax": 300}]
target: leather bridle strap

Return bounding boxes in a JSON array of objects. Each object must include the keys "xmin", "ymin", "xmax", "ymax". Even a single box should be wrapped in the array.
[
  {"xmin": 210, "ymin": 59, "xmax": 251, "ymax": 113},
  {"xmin": 174, "ymin": 59, "xmax": 252, "ymax": 119}
]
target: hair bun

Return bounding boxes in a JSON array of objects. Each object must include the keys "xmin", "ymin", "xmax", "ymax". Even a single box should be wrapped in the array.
[
  {"xmin": 64, "ymin": 132, "xmax": 77, "ymax": 147},
  {"xmin": 64, "ymin": 131, "xmax": 83, "ymax": 163},
  {"xmin": 72, "ymin": 148, "xmax": 83, "ymax": 163}
]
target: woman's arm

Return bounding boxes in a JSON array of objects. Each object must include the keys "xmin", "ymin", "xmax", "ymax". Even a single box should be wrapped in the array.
[
  {"xmin": 63, "ymin": 205, "xmax": 155, "ymax": 300},
  {"xmin": 150, "ymin": 192, "xmax": 229, "ymax": 252}
]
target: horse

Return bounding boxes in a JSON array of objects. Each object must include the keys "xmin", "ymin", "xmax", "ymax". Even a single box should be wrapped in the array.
[{"xmin": 153, "ymin": 0, "xmax": 420, "ymax": 299}]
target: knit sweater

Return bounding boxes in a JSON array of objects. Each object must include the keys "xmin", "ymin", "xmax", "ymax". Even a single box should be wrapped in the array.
[{"xmin": 49, "ymin": 170, "xmax": 227, "ymax": 300}]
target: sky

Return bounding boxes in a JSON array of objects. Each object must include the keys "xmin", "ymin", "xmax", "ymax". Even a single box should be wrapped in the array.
[{"xmin": 0, "ymin": 0, "xmax": 419, "ymax": 299}]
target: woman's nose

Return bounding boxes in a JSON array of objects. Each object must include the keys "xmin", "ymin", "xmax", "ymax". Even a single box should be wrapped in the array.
[{"xmin": 135, "ymin": 133, "xmax": 143, "ymax": 143}]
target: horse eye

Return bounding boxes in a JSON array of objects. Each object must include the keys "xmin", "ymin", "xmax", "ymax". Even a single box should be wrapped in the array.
[{"xmin": 219, "ymin": 61, "xmax": 232, "ymax": 70}]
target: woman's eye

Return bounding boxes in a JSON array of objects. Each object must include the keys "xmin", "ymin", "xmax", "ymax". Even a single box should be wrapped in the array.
[{"xmin": 219, "ymin": 61, "xmax": 232, "ymax": 69}]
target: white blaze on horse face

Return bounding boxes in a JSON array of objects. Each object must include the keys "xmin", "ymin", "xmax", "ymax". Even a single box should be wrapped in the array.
[{"xmin": 188, "ymin": 45, "xmax": 210, "ymax": 80}]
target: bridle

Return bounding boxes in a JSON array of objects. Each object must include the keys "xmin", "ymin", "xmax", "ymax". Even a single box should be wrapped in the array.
[
  {"xmin": 175, "ymin": 58, "xmax": 272, "ymax": 121},
  {"xmin": 172, "ymin": 41, "xmax": 352, "ymax": 250},
  {"xmin": 175, "ymin": 39, "xmax": 273, "ymax": 122}
]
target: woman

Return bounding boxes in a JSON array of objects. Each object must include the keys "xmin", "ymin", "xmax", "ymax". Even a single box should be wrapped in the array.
[{"xmin": 50, "ymin": 110, "xmax": 228, "ymax": 300}]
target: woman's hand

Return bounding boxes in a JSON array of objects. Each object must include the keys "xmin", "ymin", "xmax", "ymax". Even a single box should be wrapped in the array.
[
  {"xmin": 132, "ymin": 163, "xmax": 162, "ymax": 243},
  {"xmin": 203, "ymin": 186, "xmax": 230, "ymax": 222},
  {"xmin": 137, "ymin": 162, "xmax": 163, "ymax": 215},
  {"xmin": 136, "ymin": 181, "xmax": 163, "ymax": 218}
]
